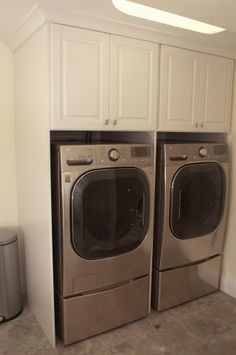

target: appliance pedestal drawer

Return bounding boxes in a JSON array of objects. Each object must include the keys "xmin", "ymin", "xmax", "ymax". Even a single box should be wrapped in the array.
[
  {"xmin": 56, "ymin": 276, "xmax": 149, "ymax": 345},
  {"xmin": 152, "ymin": 255, "xmax": 220, "ymax": 311}
]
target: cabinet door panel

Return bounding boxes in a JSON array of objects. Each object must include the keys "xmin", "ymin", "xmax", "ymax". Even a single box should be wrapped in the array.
[
  {"xmin": 63, "ymin": 40, "xmax": 99, "ymax": 117},
  {"xmin": 200, "ymin": 55, "xmax": 234, "ymax": 132},
  {"xmin": 51, "ymin": 25, "xmax": 109, "ymax": 130},
  {"xmin": 110, "ymin": 36, "xmax": 159, "ymax": 130},
  {"xmin": 159, "ymin": 46, "xmax": 201, "ymax": 131}
]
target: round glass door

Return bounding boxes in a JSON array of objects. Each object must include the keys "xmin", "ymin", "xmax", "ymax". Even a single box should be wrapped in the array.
[
  {"xmin": 71, "ymin": 168, "xmax": 150, "ymax": 259},
  {"xmin": 170, "ymin": 163, "xmax": 226, "ymax": 239}
]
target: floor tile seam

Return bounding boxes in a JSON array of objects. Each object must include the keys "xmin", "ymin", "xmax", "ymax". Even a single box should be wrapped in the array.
[
  {"xmin": 206, "ymin": 329, "xmax": 236, "ymax": 347},
  {"xmin": 198, "ymin": 313, "xmax": 235, "ymax": 333},
  {"xmin": 142, "ymin": 328, "xmax": 207, "ymax": 352},
  {"xmin": 108, "ymin": 341, "xmax": 167, "ymax": 355},
  {"xmin": 100, "ymin": 333, "xmax": 142, "ymax": 350},
  {"xmin": 160, "ymin": 320, "xmax": 210, "ymax": 349},
  {"xmin": 97, "ymin": 339, "xmax": 115, "ymax": 353},
  {"xmin": 208, "ymin": 316, "xmax": 236, "ymax": 333},
  {"xmin": 193, "ymin": 343, "xmax": 219, "ymax": 355},
  {"xmin": 68, "ymin": 339, "xmax": 109, "ymax": 355},
  {"xmin": 107, "ymin": 332, "xmax": 156, "ymax": 351},
  {"xmin": 169, "ymin": 306, "xmax": 215, "ymax": 318},
  {"xmin": 212, "ymin": 305, "xmax": 234, "ymax": 317},
  {"xmin": 167, "ymin": 308, "xmax": 227, "ymax": 330}
]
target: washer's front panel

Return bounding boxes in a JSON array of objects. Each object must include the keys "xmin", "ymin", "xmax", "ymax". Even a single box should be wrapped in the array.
[
  {"xmin": 157, "ymin": 162, "xmax": 228, "ymax": 270},
  {"xmin": 56, "ymin": 144, "xmax": 154, "ymax": 297},
  {"xmin": 154, "ymin": 143, "xmax": 229, "ymax": 271},
  {"xmin": 61, "ymin": 169, "xmax": 153, "ymax": 297}
]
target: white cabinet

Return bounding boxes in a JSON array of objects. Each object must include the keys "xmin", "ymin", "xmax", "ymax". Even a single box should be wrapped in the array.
[
  {"xmin": 51, "ymin": 26, "xmax": 110, "ymax": 130},
  {"xmin": 159, "ymin": 46, "xmax": 201, "ymax": 132},
  {"xmin": 200, "ymin": 54, "xmax": 234, "ymax": 132},
  {"xmin": 159, "ymin": 45, "xmax": 234, "ymax": 133},
  {"xmin": 51, "ymin": 25, "xmax": 159, "ymax": 131},
  {"xmin": 110, "ymin": 35, "xmax": 158, "ymax": 130}
]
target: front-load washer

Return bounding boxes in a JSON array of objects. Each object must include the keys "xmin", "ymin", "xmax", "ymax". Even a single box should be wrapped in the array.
[
  {"xmin": 152, "ymin": 142, "xmax": 229, "ymax": 311},
  {"xmin": 51, "ymin": 143, "xmax": 154, "ymax": 344}
]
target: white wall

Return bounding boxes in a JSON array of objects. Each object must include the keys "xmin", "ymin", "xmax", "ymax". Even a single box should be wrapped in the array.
[
  {"xmin": 221, "ymin": 70, "xmax": 236, "ymax": 298},
  {"xmin": 0, "ymin": 43, "xmax": 18, "ymax": 227}
]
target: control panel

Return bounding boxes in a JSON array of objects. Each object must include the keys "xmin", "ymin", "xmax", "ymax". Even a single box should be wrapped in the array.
[
  {"xmin": 96, "ymin": 144, "xmax": 153, "ymax": 166},
  {"xmin": 59, "ymin": 144, "xmax": 153, "ymax": 171},
  {"xmin": 165, "ymin": 143, "xmax": 228, "ymax": 166}
]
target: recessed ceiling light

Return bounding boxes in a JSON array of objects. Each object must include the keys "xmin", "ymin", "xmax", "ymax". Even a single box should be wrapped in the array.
[{"xmin": 112, "ymin": 0, "xmax": 226, "ymax": 34}]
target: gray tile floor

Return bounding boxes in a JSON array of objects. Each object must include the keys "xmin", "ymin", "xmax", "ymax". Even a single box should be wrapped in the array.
[{"xmin": 1, "ymin": 291, "xmax": 236, "ymax": 354}]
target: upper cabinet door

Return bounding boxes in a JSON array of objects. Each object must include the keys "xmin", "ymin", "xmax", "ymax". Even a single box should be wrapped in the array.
[
  {"xmin": 159, "ymin": 45, "xmax": 201, "ymax": 132},
  {"xmin": 200, "ymin": 54, "xmax": 234, "ymax": 132},
  {"xmin": 110, "ymin": 35, "xmax": 159, "ymax": 131},
  {"xmin": 159, "ymin": 45, "xmax": 234, "ymax": 133},
  {"xmin": 51, "ymin": 25, "xmax": 110, "ymax": 130}
]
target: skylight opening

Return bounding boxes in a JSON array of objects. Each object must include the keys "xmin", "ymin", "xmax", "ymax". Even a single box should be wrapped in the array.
[{"xmin": 112, "ymin": 0, "xmax": 226, "ymax": 34}]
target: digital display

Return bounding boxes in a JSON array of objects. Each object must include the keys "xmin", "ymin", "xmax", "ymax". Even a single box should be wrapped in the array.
[
  {"xmin": 213, "ymin": 145, "xmax": 228, "ymax": 155},
  {"xmin": 131, "ymin": 146, "xmax": 151, "ymax": 157}
]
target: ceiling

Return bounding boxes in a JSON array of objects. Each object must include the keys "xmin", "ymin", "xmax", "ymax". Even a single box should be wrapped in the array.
[{"xmin": 1, "ymin": 0, "xmax": 236, "ymax": 52}]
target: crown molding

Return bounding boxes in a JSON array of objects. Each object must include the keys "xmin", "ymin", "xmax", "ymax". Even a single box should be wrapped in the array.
[
  {"xmin": 7, "ymin": 1, "xmax": 236, "ymax": 58},
  {"xmin": 8, "ymin": 4, "xmax": 46, "ymax": 52}
]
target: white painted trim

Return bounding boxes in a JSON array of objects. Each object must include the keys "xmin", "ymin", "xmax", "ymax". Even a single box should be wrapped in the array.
[
  {"xmin": 6, "ymin": 1, "xmax": 236, "ymax": 58},
  {"xmin": 8, "ymin": 5, "xmax": 46, "ymax": 52},
  {"xmin": 220, "ymin": 275, "xmax": 236, "ymax": 299},
  {"xmin": 41, "ymin": 3, "xmax": 236, "ymax": 58}
]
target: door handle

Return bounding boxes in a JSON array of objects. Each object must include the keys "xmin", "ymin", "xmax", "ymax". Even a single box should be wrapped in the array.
[
  {"xmin": 137, "ymin": 194, "xmax": 145, "ymax": 227},
  {"xmin": 178, "ymin": 189, "xmax": 183, "ymax": 220}
]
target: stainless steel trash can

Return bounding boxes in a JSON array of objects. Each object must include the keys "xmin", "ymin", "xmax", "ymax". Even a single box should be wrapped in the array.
[{"xmin": 0, "ymin": 228, "xmax": 23, "ymax": 322}]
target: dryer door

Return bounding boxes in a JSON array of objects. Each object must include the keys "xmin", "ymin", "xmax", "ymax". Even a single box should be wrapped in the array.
[
  {"xmin": 71, "ymin": 168, "xmax": 150, "ymax": 259},
  {"xmin": 170, "ymin": 163, "xmax": 225, "ymax": 239}
]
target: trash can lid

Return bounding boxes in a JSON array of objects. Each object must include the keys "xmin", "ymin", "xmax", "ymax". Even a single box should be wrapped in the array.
[{"xmin": 0, "ymin": 228, "xmax": 17, "ymax": 246}]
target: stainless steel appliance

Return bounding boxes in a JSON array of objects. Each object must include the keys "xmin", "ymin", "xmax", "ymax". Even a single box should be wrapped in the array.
[
  {"xmin": 152, "ymin": 142, "xmax": 229, "ymax": 311},
  {"xmin": 51, "ymin": 143, "xmax": 154, "ymax": 344},
  {"xmin": 0, "ymin": 228, "xmax": 22, "ymax": 322}
]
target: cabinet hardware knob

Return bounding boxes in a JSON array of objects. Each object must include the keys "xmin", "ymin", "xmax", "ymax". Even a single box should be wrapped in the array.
[
  {"xmin": 104, "ymin": 119, "xmax": 109, "ymax": 125},
  {"xmin": 195, "ymin": 122, "xmax": 199, "ymax": 128},
  {"xmin": 113, "ymin": 119, "xmax": 117, "ymax": 126}
]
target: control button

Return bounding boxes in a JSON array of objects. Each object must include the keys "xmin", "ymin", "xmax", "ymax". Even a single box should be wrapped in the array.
[
  {"xmin": 198, "ymin": 147, "xmax": 207, "ymax": 158},
  {"xmin": 108, "ymin": 149, "xmax": 120, "ymax": 161}
]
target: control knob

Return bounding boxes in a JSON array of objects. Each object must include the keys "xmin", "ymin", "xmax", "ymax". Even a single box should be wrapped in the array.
[
  {"xmin": 108, "ymin": 149, "xmax": 120, "ymax": 161},
  {"xmin": 198, "ymin": 147, "xmax": 207, "ymax": 158}
]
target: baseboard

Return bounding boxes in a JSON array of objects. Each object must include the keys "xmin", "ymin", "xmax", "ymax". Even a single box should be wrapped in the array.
[{"xmin": 220, "ymin": 275, "xmax": 236, "ymax": 299}]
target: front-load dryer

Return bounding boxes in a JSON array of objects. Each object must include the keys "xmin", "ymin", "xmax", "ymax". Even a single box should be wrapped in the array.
[
  {"xmin": 152, "ymin": 142, "xmax": 229, "ymax": 311},
  {"xmin": 51, "ymin": 143, "xmax": 154, "ymax": 344}
]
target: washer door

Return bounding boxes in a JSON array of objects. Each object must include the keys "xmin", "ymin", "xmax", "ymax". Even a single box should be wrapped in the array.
[
  {"xmin": 71, "ymin": 168, "xmax": 150, "ymax": 259},
  {"xmin": 170, "ymin": 163, "xmax": 225, "ymax": 239}
]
